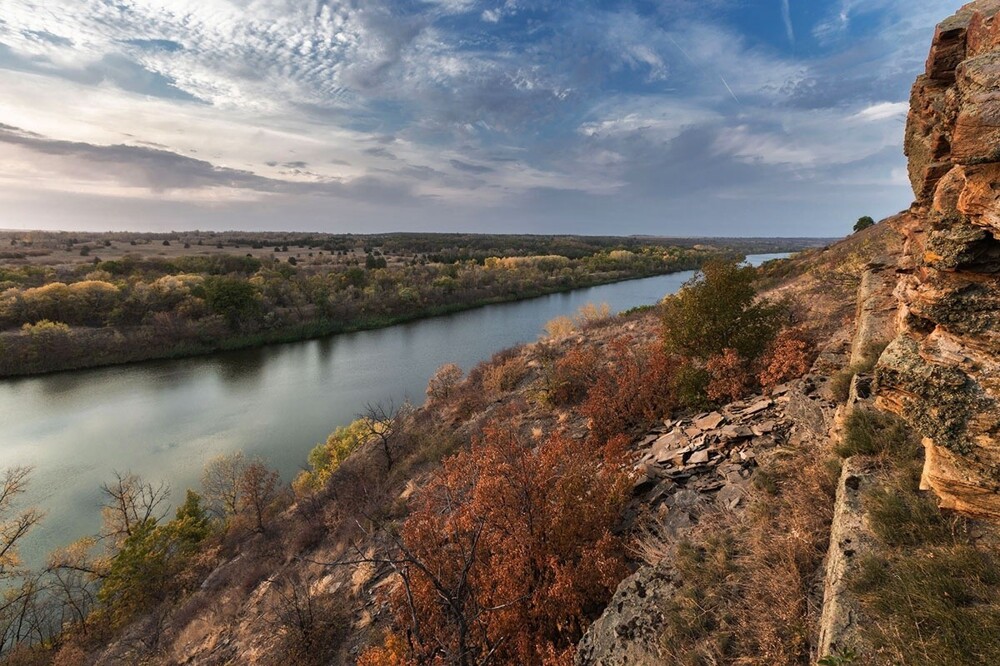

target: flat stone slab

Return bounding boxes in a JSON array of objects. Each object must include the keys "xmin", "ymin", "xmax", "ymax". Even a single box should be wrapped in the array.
[{"xmin": 694, "ymin": 411, "xmax": 725, "ymax": 430}]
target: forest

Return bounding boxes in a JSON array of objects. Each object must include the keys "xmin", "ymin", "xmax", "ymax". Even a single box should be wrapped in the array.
[{"xmin": 0, "ymin": 231, "xmax": 815, "ymax": 376}]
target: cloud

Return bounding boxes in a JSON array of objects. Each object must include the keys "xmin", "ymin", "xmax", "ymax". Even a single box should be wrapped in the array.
[
  {"xmin": 449, "ymin": 159, "xmax": 493, "ymax": 174},
  {"xmin": 853, "ymin": 101, "xmax": 908, "ymax": 122},
  {"xmin": 0, "ymin": 0, "xmax": 970, "ymax": 235},
  {"xmin": 781, "ymin": 0, "xmax": 795, "ymax": 43}
]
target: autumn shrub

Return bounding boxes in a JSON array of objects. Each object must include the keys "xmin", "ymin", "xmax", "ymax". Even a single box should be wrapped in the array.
[
  {"xmin": 582, "ymin": 337, "xmax": 676, "ymax": 442},
  {"xmin": 545, "ymin": 315, "xmax": 575, "ymax": 339},
  {"xmin": 705, "ymin": 348, "xmax": 754, "ymax": 403},
  {"xmin": 758, "ymin": 326, "xmax": 813, "ymax": 391},
  {"xmin": 356, "ymin": 632, "xmax": 409, "ymax": 666},
  {"xmin": 364, "ymin": 421, "xmax": 631, "ymax": 666},
  {"xmin": 425, "ymin": 363, "xmax": 463, "ymax": 404},
  {"xmin": 574, "ymin": 302, "xmax": 611, "ymax": 328},
  {"xmin": 482, "ymin": 356, "xmax": 530, "ymax": 398},
  {"xmin": 547, "ymin": 344, "xmax": 602, "ymax": 406}
]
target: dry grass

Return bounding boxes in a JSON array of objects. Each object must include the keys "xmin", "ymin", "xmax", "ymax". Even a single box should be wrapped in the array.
[
  {"xmin": 649, "ymin": 434, "xmax": 838, "ymax": 665},
  {"xmin": 836, "ymin": 408, "xmax": 916, "ymax": 459},
  {"xmin": 830, "ymin": 410, "xmax": 1000, "ymax": 665}
]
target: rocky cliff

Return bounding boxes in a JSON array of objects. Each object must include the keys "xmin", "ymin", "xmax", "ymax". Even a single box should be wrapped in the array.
[{"xmin": 877, "ymin": 0, "xmax": 1000, "ymax": 518}]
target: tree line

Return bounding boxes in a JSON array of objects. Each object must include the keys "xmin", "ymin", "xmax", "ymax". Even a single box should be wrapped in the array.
[{"xmin": 0, "ymin": 245, "xmax": 721, "ymax": 375}]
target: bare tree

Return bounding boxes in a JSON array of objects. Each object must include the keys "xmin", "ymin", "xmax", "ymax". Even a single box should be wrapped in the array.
[
  {"xmin": 358, "ymin": 400, "xmax": 406, "ymax": 469},
  {"xmin": 0, "ymin": 467, "xmax": 43, "ymax": 580},
  {"xmin": 0, "ymin": 467, "xmax": 44, "ymax": 655},
  {"xmin": 201, "ymin": 451, "xmax": 247, "ymax": 520},
  {"xmin": 306, "ymin": 515, "xmax": 508, "ymax": 666},
  {"xmin": 268, "ymin": 572, "xmax": 346, "ymax": 663},
  {"xmin": 239, "ymin": 459, "xmax": 280, "ymax": 532},
  {"xmin": 44, "ymin": 538, "xmax": 103, "ymax": 634},
  {"xmin": 99, "ymin": 471, "xmax": 169, "ymax": 547}
]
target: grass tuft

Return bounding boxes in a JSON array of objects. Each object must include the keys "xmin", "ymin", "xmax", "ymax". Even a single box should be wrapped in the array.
[{"xmin": 836, "ymin": 408, "xmax": 916, "ymax": 459}]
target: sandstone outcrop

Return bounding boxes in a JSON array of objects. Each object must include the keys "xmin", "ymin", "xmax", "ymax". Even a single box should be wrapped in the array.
[{"xmin": 879, "ymin": 0, "xmax": 1000, "ymax": 518}]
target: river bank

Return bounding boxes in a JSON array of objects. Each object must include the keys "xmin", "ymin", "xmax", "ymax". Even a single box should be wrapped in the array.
[{"xmin": 0, "ymin": 264, "xmax": 703, "ymax": 378}]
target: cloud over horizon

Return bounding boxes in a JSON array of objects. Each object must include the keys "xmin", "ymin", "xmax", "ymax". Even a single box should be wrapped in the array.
[{"xmin": 0, "ymin": 0, "xmax": 967, "ymax": 236}]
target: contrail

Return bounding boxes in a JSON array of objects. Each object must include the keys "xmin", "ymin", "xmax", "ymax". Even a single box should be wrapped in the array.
[
  {"xmin": 781, "ymin": 0, "xmax": 795, "ymax": 43},
  {"xmin": 668, "ymin": 33, "xmax": 741, "ymax": 105},
  {"xmin": 666, "ymin": 34, "xmax": 694, "ymax": 65},
  {"xmin": 719, "ymin": 75, "xmax": 741, "ymax": 104}
]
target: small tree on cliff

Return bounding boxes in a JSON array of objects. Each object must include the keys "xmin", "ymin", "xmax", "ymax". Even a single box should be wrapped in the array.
[
  {"xmin": 661, "ymin": 259, "xmax": 785, "ymax": 364},
  {"xmin": 853, "ymin": 215, "xmax": 875, "ymax": 233}
]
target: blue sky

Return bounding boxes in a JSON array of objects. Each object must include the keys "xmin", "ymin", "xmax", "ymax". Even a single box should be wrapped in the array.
[{"xmin": 0, "ymin": 0, "xmax": 967, "ymax": 236}]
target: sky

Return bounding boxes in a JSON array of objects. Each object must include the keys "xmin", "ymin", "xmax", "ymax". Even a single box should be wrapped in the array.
[{"xmin": 0, "ymin": 0, "xmax": 968, "ymax": 236}]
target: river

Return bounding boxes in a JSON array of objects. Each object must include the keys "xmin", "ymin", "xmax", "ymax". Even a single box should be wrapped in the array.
[{"xmin": 0, "ymin": 253, "xmax": 787, "ymax": 564}]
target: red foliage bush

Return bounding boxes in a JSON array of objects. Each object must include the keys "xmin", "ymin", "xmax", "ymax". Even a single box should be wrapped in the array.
[
  {"xmin": 758, "ymin": 326, "xmax": 813, "ymax": 391},
  {"xmin": 581, "ymin": 337, "xmax": 676, "ymax": 442},
  {"xmin": 705, "ymin": 348, "xmax": 754, "ymax": 403},
  {"xmin": 360, "ymin": 421, "xmax": 631, "ymax": 666},
  {"xmin": 547, "ymin": 345, "xmax": 602, "ymax": 406}
]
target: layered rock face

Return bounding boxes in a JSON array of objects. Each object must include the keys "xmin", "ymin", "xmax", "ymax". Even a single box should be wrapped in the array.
[{"xmin": 877, "ymin": 0, "xmax": 1000, "ymax": 517}]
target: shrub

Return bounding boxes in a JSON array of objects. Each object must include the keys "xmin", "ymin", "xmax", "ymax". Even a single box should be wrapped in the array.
[
  {"xmin": 425, "ymin": 363, "xmax": 463, "ymax": 403},
  {"xmin": 574, "ymin": 301, "xmax": 611, "ymax": 328},
  {"xmin": 547, "ymin": 345, "xmax": 602, "ymax": 406},
  {"xmin": 706, "ymin": 348, "xmax": 754, "ymax": 403},
  {"xmin": 300, "ymin": 419, "xmax": 371, "ymax": 490},
  {"xmin": 672, "ymin": 360, "xmax": 712, "ymax": 411},
  {"xmin": 758, "ymin": 326, "xmax": 813, "ymax": 390},
  {"xmin": 545, "ymin": 315, "xmax": 574, "ymax": 339},
  {"xmin": 373, "ymin": 421, "xmax": 630, "ymax": 665},
  {"xmin": 582, "ymin": 337, "xmax": 675, "ymax": 442},
  {"xmin": 482, "ymin": 356, "xmax": 529, "ymax": 398},
  {"xmin": 662, "ymin": 259, "xmax": 785, "ymax": 364}
]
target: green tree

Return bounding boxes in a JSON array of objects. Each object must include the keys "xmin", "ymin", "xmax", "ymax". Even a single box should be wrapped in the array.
[
  {"xmin": 854, "ymin": 215, "xmax": 875, "ymax": 233},
  {"xmin": 98, "ymin": 492, "xmax": 209, "ymax": 625},
  {"xmin": 661, "ymin": 259, "xmax": 785, "ymax": 363},
  {"xmin": 203, "ymin": 277, "xmax": 260, "ymax": 329}
]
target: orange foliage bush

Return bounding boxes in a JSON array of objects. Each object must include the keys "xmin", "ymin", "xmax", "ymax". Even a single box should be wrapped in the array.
[
  {"xmin": 547, "ymin": 345, "xmax": 602, "ymax": 406},
  {"xmin": 363, "ymin": 420, "xmax": 630, "ymax": 666},
  {"xmin": 482, "ymin": 356, "xmax": 530, "ymax": 398},
  {"xmin": 705, "ymin": 348, "xmax": 754, "ymax": 403},
  {"xmin": 758, "ymin": 327, "xmax": 812, "ymax": 391},
  {"xmin": 581, "ymin": 337, "xmax": 676, "ymax": 442},
  {"xmin": 356, "ymin": 632, "xmax": 411, "ymax": 666}
]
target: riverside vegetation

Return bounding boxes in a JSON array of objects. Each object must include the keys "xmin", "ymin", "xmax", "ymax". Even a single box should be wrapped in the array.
[{"xmin": 0, "ymin": 231, "xmax": 817, "ymax": 376}]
